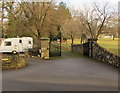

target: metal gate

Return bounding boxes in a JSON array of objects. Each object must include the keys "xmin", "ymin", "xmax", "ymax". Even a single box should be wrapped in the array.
[
  {"xmin": 49, "ymin": 32, "xmax": 62, "ymax": 57},
  {"xmin": 83, "ymin": 42, "xmax": 89, "ymax": 56}
]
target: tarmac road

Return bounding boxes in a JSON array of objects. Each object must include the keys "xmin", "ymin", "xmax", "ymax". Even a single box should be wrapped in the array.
[{"xmin": 2, "ymin": 51, "xmax": 118, "ymax": 91}]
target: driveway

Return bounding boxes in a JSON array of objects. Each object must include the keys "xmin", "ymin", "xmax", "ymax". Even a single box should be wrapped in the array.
[{"xmin": 2, "ymin": 51, "xmax": 118, "ymax": 91}]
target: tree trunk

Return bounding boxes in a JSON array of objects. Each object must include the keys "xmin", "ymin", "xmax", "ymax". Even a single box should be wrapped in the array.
[
  {"xmin": 71, "ymin": 38, "xmax": 74, "ymax": 45},
  {"xmin": 81, "ymin": 37, "xmax": 83, "ymax": 44},
  {"xmin": 94, "ymin": 36, "xmax": 98, "ymax": 43},
  {"xmin": 113, "ymin": 35, "xmax": 115, "ymax": 40},
  {"xmin": 2, "ymin": 2, "xmax": 4, "ymax": 38},
  {"xmin": 71, "ymin": 37, "xmax": 74, "ymax": 51},
  {"xmin": 37, "ymin": 30, "xmax": 41, "ymax": 47}
]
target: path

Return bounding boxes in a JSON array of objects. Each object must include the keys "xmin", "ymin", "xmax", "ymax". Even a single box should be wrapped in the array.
[{"xmin": 2, "ymin": 51, "xmax": 118, "ymax": 91}]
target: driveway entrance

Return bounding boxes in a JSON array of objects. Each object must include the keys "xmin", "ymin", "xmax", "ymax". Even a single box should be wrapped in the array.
[{"xmin": 2, "ymin": 51, "xmax": 118, "ymax": 91}]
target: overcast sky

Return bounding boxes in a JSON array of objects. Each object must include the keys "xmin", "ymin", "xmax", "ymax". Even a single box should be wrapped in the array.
[
  {"xmin": 58, "ymin": 0, "xmax": 119, "ymax": 12},
  {"xmin": 1, "ymin": 0, "xmax": 120, "ymax": 12}
]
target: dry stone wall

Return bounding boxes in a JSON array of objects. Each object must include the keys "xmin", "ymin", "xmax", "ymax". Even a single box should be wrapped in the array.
[
  {"xmin": 72, "ymin": 44, "xmax": 83, "ymax": 54},
  {"xmin": 2, "ymin": 54, "xmax": 27, "ymax": 70},
  {"xmin": 92, "ymin": 43, "xmax": 120, "ymax": 67},
  {"xmin": 72, "ymin": 42, "xmax": 120, "ymax": 68}
]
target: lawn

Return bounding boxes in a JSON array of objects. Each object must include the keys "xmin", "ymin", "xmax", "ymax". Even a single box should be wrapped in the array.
[
  {"xmin": 97, "ymin": 38, "xmax": 119, "ymax": 56},
  {"xmin": 62, "ymin": 38, "xmax": 119, "ymax": 56}
]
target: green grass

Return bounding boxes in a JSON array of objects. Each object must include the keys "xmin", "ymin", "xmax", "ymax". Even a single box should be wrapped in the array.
[
  {"xmin": 97, "ymin": 38, "xmax": 119, "ymax": 56},
  {"xmin": 62, "ymin": 38, "xmax": 119, "ymax": 56}
]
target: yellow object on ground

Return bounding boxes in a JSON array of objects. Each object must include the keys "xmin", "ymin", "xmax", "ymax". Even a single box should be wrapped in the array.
[{"xmin": 2, "ymin": 58, "xmax": 9, "ymax": 61}]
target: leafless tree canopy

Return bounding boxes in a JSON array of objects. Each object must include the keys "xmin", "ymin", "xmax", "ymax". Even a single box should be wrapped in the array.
[{"xmin": 1, "ymin": 1, "xmax": 118, "ymax": 45}]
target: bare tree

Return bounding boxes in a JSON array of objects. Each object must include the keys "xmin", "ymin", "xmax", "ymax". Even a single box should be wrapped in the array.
[
  {"xmin": 20, "ymin": 1, "xmax": 53, "ymax": 40},
  {"xmin": 2, "ymin": 2, "xmax": 22, "ymax": 37},
  {"xmin": 62, "ymin": 19, "xmax": 79, "ymax": 45},
  {"xmin": 78, "ymin": 3, "xmax": 115, "ymax": 40}
]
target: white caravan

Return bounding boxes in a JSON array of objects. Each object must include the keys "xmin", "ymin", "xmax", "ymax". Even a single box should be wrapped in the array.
[{"xmin": 0, "ymin": 37, "xmax": 33, "ymax": 53}]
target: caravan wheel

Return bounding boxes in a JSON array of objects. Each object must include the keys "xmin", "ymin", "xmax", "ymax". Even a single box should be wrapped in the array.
[{"xmin": 12, "ymin": 50, "xmax": 18, "ymax": 55}]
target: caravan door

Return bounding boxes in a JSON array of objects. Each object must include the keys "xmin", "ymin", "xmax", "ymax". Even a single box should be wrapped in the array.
[
  {"xmin": 12, "ymin": 39, "xmax": 23, "ymax": 53},
  {"xmin": 18, "ymin": 39, "xmax": 24, "ymax": 52}
]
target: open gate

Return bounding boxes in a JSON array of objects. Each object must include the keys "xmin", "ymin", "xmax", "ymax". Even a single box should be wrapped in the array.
[{"xmin": 49, "ymin": 32, "xmax": 62, "ymax": 57}]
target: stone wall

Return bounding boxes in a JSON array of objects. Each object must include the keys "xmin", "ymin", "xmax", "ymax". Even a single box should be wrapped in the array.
[
  {"xmin": 92, "ymin": 43, "xmax": 120, "ymax": 67},
  {"xmin": 72, "ymin": 42, "xmax": 120, "ymax": 68},
  {"xmin": 72, "ymin": 44, "xmax": 83, "ymax": 54},
  {"xmin": 2, "ymin": 54, "xmax": 27, "ymax": 70},
  {"xmin": 40, "ymin": 38, "xmax": 50, "ymax": 59}
]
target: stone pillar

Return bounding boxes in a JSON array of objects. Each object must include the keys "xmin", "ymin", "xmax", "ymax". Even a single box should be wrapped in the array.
[
  {"xmin": 40, "ymin": 38, "xmax": 50, "ymax": 59},
  {"xmin": 88, "ymin": 38, "xmax": 98, "ymax": 57}
]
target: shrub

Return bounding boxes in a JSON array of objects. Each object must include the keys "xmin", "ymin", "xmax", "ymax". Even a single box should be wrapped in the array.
[{"xmin": 28, "ymin": 47, "xmax": 41, "ymax": 56}]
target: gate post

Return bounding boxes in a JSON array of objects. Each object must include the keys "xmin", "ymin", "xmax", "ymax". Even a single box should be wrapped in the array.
[
  {"xmin": 88, "ymin": 38, "xmax": 98, "ymax": 57},
  {"xmin": 40, "ymin": 38, "xmax": 50, "ymax": 59}
]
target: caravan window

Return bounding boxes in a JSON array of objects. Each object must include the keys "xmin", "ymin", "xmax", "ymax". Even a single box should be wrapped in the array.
[
  {"xmin": 29, "ymin": 41, "xmax": 31, "ymax": 44},
  {"xmin": 5, "ymin": 41, "xmax": 11, "ymax": 46},
  {"xmin": 19, "ymin": 40, "xmax": 22, "ymax": 43}
]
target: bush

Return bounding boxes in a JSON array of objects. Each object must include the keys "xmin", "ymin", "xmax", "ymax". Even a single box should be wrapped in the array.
[{"xmin": 28, "ymin": 47, "xmax": 41, "ymax": 56}]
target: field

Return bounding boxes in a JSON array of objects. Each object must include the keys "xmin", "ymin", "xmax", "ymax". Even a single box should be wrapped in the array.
[
  {"xmin": 62, "ymin": 38, "xmax": 119, "ymax": 56},
  {"xmin": 97, "ymin": 38, "xmax": 119, "ymax": 56}
]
